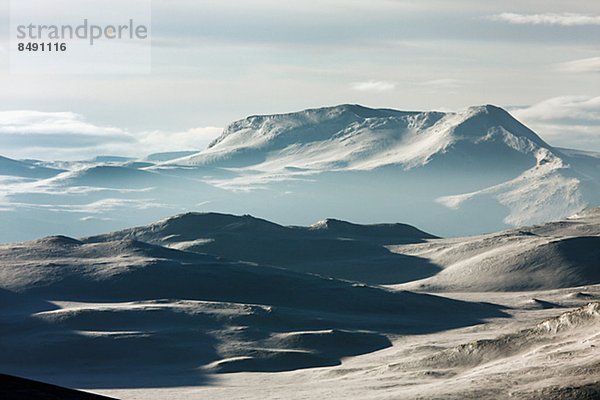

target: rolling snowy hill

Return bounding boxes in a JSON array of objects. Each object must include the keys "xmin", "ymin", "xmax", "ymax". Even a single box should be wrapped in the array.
[
  {"xmin": 0, "ymin": 155, "xmax": 63, "ymax": 179},
  {"xmin": 85, "ymin": 212, "xmax": 439, "ymax": 284},
  {"xmin": 393, "ymin": 207, "xmax": 600, "ymax": 292},
  {"xmin": 1, "ymin": 210, "xmax": 599, "ymax": 399},
  {"xmin": 85, "ymin": 209, "xmax": 600, "ymax": 291},
  {"xmin": 0, "ymin": 231, "xmax": 503, "ymax": 387}
]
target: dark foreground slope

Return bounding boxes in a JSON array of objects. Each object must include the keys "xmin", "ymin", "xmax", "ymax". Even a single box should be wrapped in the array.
[{"xmin": 0, "ymin": 374, "xmax": 116, "ymax": 400}]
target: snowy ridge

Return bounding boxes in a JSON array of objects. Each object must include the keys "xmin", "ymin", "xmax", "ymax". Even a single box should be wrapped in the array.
[
  {"xmin": 437, "ymin": 148, "xmax": 588, "ymax": 226},
  {"xmin": 85, "ymin": 212, "xmax": 438, "ymax": 285},
  {"xmin": 171, "ymin": 104, "xmax": 551, "ymax": 171},
  {"xmin": 86, "ymin": 209, "xmax": 600, "ymax": 291}
]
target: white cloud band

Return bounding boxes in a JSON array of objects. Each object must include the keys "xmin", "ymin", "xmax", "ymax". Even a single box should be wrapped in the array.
[
  {"xmin": 559, "ymin": 57, "xmax": 600, "ymax": 74},
  {"xmin": 0, "ymin": 110, "xmax": 221, "ymax": 160},
  {"xmin": 489, "ymin": 13, "xmax": 600, "ymax": 26},
  {"xmin": 511, "ymin": 96, "xmax": 600, "ymax": 151},
  {"xmin": 351, "ymin": 80, "xmax": 396, "ymax": 92}
]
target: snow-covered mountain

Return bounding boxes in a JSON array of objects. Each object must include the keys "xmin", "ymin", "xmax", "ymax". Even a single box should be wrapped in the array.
[
  {"xmin": 1, "ymin": 104, "xmax": 598, "ymax": 241},
  {"xmin": 174, "ymin": 104, "xmax": 549, "ymax": 171},
  {"xmin": 166, "ymin": 104, "xmax": 600, "ymax": 232}
]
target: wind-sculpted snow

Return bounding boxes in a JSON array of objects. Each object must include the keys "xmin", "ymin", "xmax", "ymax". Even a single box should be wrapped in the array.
[
  {"xmin": 413, "ymin": 302, "xmax": 600, "ymax": 369},
  {"xmin": 378, "ymin": 301, "xmax": 600, "ymax": 400},
  {"xmin": 0, "ymin": 232, "xmax": 504, "ymax": 388}
]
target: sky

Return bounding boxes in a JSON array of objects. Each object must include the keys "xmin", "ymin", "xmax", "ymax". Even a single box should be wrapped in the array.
[{"xmin": 0, "ymin": 0, "xmax": 598, "ymax": 159}]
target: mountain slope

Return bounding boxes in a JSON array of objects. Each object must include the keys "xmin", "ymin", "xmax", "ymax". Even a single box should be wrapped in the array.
[
  {"xmin": 2, "ymin": 210, "xmax": 599, "ymax": 396},
  {"xmin": 85, "ymin": 209, "xmax": 600, "ymax": 291},
  {"xmin": 0, "ymin": 155, "xmax": 63, "ymax": 179}
]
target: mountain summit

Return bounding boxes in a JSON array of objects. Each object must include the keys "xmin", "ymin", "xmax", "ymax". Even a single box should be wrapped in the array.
[{"xmin": 172, "ymin": 104, "xmax": 553, "ymax": 172}]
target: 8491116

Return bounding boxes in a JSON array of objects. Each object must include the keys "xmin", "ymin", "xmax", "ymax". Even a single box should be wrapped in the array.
[{"xmin": 17, "ymin": 42, "xmax": 67, "ymax": 52}]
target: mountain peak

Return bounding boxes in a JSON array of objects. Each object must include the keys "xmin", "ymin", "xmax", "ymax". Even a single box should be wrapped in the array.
[
  {"xmin": 309, "ymin": 218, "xmax": 438, "ymax": 240},
  {"xmin": 84, "ymin": 212, "xmax": 289, "ymax": 244},
  {"xmin": 173, "ymin": 102, "xmax": 551, "ymax": 172},
  {"xmin": 204, "ymin": 104, "xmax": 418, "ymax": 151},
  {"xmin": 464, "ymin": 104, "xmax": 524, "ymax": 123},
  {"xmin": 239, "ymin": 104, "xmax": 413, "ymax": 123},
  {"xmin": 156, "ymin": 212, "xmax": 285, "ymax": 233},
  {"xmin": 454, "ymin": 104, "xmax": 550, "ymax": 147},
  {"xmin": 467, "ymin": 104, "xmax": 505, "ymax": 114}
]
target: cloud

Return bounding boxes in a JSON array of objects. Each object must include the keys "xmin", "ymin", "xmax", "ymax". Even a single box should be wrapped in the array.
[
  {"xmin": 0, "ymin": 111, "xmax": 125, "ymax": 136},
  {"xmin": 489, "ymin": 13, "xmax": 600, "ymax": 26},
  {"xmin": 512, "ymin": 96, "xmax": 600, "ymax": 123},
  {"xmin": 135, "ymin": 127, "xmax": 223, "ymax": 155},
  {"xmin": 511, "ymin": 96, "xmax": 600, "ymax": 151},
  {"xmin": 351, "ymin": 81, "xmax": 396, "ymax": 92},
  {"xmin": 0, "ymin": 111, "xmax": 222, "ymax": 160},
  {"xmin": 558, "ymin": 57, "xmax": 600, "ymax": 73},
  {"xmin": 12, "ymin": 198, "xmax": 164, "ymax": 215},
  {"xmin": 413, "ymin": 78, "xmax": 470, "ymax": 90}
]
